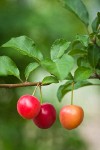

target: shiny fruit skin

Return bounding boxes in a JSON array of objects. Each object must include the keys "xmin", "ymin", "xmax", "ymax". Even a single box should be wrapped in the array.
[
  {"xmin": 59, "ymin": 105, "xmax": 84, "ymax": 130},
  {"xmin": 33, "ymin": 103, "xmax": 56, "ymax": 129},
  {"xmin": 17, "ymin": 94, "xmax": 41, "ymax": 119}
]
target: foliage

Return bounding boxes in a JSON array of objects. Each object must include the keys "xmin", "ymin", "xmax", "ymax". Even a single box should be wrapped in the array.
[
  {"xmin": 0, "ymin": 0, "xmax": 100, "ymax": 150},
  {"xmin": 0, "ymin": 7, "xmax": 100, "ymax": 101}
]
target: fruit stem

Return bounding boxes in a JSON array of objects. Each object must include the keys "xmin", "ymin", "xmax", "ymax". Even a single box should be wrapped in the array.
[
  {"xmin": 71, "ymin": 82, "xmax": 74, "ymax": 105},
  {"xmin": 32, "ymin": 83, "xmax": 39, "ymax": 96},
  {"xmin": 39, "ymin": 85, "xmax": 43, "ymax": 104}
]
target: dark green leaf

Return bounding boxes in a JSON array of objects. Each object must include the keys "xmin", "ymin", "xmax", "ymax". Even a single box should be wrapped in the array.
[
  {"xmin": 92, "ymin": 12, "xmax": 100, "ymax": 32},
  {"xmin": 88, "ymin": 44, "xmax": 100, "ymax": 68},
  {"xmin": 41, "ymin": 54, "xmax": 74, "ymax": 80},
  {"xmin": 77, "ymin": 57, "xmax": 91, "ymax": 67},
  {"xmin": 57, "ymin": 81, "xmax": 72, "ymax": 102},
  {"xmin": 42, "ymin": 76, "xmax": 59, "ymax": 85},
  {"xmin": 63, "ymin": 0, "xmax": 89, "ymax": 26},
  {"xmin": 97, "ymin": 33, "xmax": 100, "ymax": 39},
  {"xmin": 0, "ymin": 56, "xmax": 20, "ymax": 80},
  {"xmin": 66, "ymin": 72, "xmax": 74, "ymax": 80},
  {"xmin": 51, "ymin": 39, "xmax": 71, "ymax": 60},
  {"xmin": 25, "ymin": 62, "xmax": 39, "ymax": 80},
  {"xmin": 2, "ymin": 36, "xmax": 43, "ymax": 62},
  {"xmin": 74, "ymin": 67, "xmax": 92, "ymax": 81},
  {"xmin": 57, "ymin": 80, "xmax": 93, "ymax": 101},
  {"xmin": 96, "ymin": 35, "xmax": 100, "ymax": 47},
  {"xmin": 68, "ymin": 49, "xmax": 87, "ymax": 56},
  {"xmin": 96, "ymin": 58, "xmax": 100, "ymax": 70}
]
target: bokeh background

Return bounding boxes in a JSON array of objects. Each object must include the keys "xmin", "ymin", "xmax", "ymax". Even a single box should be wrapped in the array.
[{"xmin": 0, "ymin": 0, "xmax": 100, "ymax": 150}]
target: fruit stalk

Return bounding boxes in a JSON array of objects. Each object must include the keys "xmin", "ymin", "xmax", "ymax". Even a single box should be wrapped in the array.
[
  {"xmin": 39, "ymin": 85, "xmax": 43, "ymax": 104},
  {"xmin": 71, "ymin": 82, "xmax": 74, "ymax": 105},
  {"xmin": 32, "ymin": 83, "xmax": 39, "ymax": 96}
]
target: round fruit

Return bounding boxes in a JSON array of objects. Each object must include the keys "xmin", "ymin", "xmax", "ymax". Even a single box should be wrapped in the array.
[
  {"xmin": 33, "ymin": 103, "xmax": 56, "ymax": 129},
  {"xmin": 59, "ymin": 105, "xmax": 84, "ymax": 130},
  {"xmin": 17, "ymin": 94, "xmax": 41, "ymax": 119}
]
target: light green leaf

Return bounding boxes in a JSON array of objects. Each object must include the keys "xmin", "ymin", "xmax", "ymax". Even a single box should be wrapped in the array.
[
  {"xmin": 74, "ymin": 67, "xmax": 92, "ymax": 81},
  {"xmin": 57, "ymin": 80, "xmax": 93, "ymax": 102},
  {"xmin": 2, "ymin": 36, "xmax": 43, "ymax": 62},
  {"xmin": 51, "ymin": 39, "xmax": 71, "ymax": 60},
  {"xmin": 41, "ymin": 54, "xmax": 74, "ymax": 80},
  {"xmin": 88, "ymin": 44, "xmax": 100, "ymax": 68},
  {"xmin": 63, "ymin": 0, "xmax": 89, "ymax": 26},
  {"xmin": 76, "ymin": 35, "xmax": 89, "ymax": 47},
  {"xmin": 42, "ymin": 76, "xmax": 59, "ymax": 85},
  {"xmin": 25, "ymin": 62, "xmax": 39, "ymax": 80},
  {"xmin": 0, "ymin": 56, "xmax": 20, "ymax": 80}
]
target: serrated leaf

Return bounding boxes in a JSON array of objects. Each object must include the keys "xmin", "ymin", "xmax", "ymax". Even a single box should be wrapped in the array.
[
  {"xmin": 57, "ymin": 80, "xmax": 93, "ymax": 101},
  {"xmin": 63, "ymin": 0, "xmax": 89, "ymax": 26},
  {"xmin": 88, "ymin": 44, "xmax": 100, "ymax": 68},
  {"xmin": 41, "ymin": 54, "xmax": 74, "ymax": 80},
  {"xmin": 92, "ymin": 12, "xmax": 100, "ymax": 32},
  {"xmin": 42, "ymin": 76, "xmax": 59, "ymax": 85},
  {"xmin": 51, "ymin": 39, "xmax": 71, "ymax": 60},
  {"xmin": 74, "ymin": 67, "xmax": 92, "ymax": 81},
  {"xmin": 25, "ymin": 62, "xmax": 39, "ymax": 80},
  {"xmin": 0, "ymin": 56, "xmax": 20, "ymax": 80},
  {"xmin": 68, "ymin": 49, "xmax": 87, "ymax": 56},
  {"xmin": 2, "ymin": 36, "xmax": 43, "ymax": 62}
]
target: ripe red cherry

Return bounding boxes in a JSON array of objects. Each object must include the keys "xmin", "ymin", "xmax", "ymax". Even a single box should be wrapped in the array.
[
  {"xmin": 59, "ymin": 105, "xmax": 84, "ymax": 130},
  {"xmin": 17, "ymin": 94, "xmax": 41, "ymax": 119},
  {"xmin": 33, "ymin": 103, "xmax": 56, "ymax": 129}
]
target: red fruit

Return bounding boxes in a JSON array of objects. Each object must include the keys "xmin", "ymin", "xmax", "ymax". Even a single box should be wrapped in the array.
[
  {"xmin": 17, "ymin": 94, "xmax": 41, "ymax": 119},
  {"xmin": 59, "ymin": 105, "xmax": 84, "ymax": 130},
  {"xmin": 33, "ymin": 103, "xmax": 56, "ymax": 129}
]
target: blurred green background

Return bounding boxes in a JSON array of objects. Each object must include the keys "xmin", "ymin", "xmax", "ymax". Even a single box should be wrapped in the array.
[{"xmin": 0, "ymin": 0, "xmax": 100, "ymax": 150}]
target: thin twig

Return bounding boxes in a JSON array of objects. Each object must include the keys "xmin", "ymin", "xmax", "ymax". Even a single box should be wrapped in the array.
[
  {"xmin": 0, "ymin": 75, "xmax": 100, "ymax": 89},
  {"xmin": 0, "ymin": 82, "xmax": 49, "ymax": 88}
]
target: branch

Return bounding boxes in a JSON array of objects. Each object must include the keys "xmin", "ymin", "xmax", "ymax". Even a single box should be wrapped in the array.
[
  {"xmin": 0, "ymin": 73, "xmax": 100, "ymax": 88},
  {"xmin": 0, "ymin": 82, "xmax": 49, "ymax": 88},
  {"xmin": 89, "ymin": 73, "xmax": 100, "ymax": 80}
]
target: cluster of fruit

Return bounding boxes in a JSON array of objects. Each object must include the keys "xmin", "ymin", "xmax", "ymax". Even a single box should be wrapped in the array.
[{"xmin": 17, "ymin": 94, "xmax": 84, "ymax": 130}]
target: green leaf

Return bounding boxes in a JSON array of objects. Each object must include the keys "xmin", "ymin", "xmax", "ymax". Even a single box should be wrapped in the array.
[
  {"xmin": 0, "ymin": 56, "xmax": 20, "ymax": 80},
  {"xmin": 41, "ymin": 54, "xmax": 74, "ymax": 80},
  {"xmin": 77, "ymin": 57, "xmax": 91, "ymax": 68},
  {"xmin": 92, "ymin": 12, "xmax": 100, "ymax": 32},
  {"xmin": 57, "ymin": 80, "xmax": 93, "ymax": 101},
  {"xmin": 51, "ymin": 39, "xmax": 71, "ymax": 60},
  {"xmin": 25, "ymin": 62, "xmax": 39, "ymax": 80},
  {"xmin": 57, "ymin": 81, "xmax": 73, "ymax": 102},
  {"xmin": 42, "ymin": 76, "xmax": 59, "ymax": 85},
  {"xmin": 68, "ymin": 49, "xmax": 87, "ymax": 56},
  {"xmin": 96, "ymin": 58, "xmax": 100, "ymax": 70},
  {"xmin": 88, "ymin": 44, "xmax": 100, "ymax": 68},
  {"xmin": 76, "ymin": 35, "xmax": 89, "ymax": 47},
  {"xmin": 66, "ymin": 72, "xmax": 74, "ymax": 80},
  {"xmin": 2, "ymin": 36, "xmax": 43, "ymax": 62},
  {"xmin": 63, "ymin": 0, "xmax": 89, "ymax": 26},
  {"xmin": 74, "ymin": 67, "xmax": 92, "ymax": 81}
]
